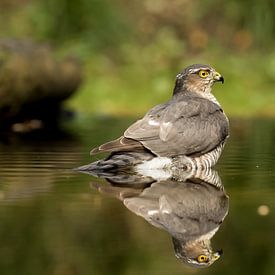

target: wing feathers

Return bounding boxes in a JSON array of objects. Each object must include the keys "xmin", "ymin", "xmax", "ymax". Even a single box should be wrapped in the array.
[
  {"xmin": 90, "ymin": 96, "xmax": 229, "ymax": 157},
  {"xmin": 90, "ymin": 136, "xmax": 144, "ymax": 155},
  {"xmin": 124, "ymin": 98, "xmax": 229, "ymax": 157}
]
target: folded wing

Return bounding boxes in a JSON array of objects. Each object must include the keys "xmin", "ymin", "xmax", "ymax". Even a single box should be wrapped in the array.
[
  {"xmin": 124, "ymin": 97, "xmax": 229, "ymax": 157},
  {"xmin": 91, "ymin": 97, "xmax": 229, "ymax": 157}
]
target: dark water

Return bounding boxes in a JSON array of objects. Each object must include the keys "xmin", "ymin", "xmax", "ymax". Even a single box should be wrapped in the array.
[{"xmin": 0, "ymin": 116, "xmax": 275, "ymax": 275}]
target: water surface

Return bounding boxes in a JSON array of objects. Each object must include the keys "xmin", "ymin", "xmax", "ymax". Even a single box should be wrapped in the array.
[{"xmin": 0, "ymin": 117, "xmax": 275, "ymax": 275}]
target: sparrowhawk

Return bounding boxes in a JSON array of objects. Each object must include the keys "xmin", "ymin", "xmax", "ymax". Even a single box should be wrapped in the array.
[{"xmin": 86, "ymin": 64, "xmax": 229, "ymax": 171}]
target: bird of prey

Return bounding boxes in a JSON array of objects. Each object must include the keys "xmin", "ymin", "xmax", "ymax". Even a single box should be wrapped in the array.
[
  {"xmin": 91, "ymin": 167, "xmax": 229, "ymax": 268},
  {"xmin": 89, "ymin": 64, "xmax": 229, "ymax": 170}
]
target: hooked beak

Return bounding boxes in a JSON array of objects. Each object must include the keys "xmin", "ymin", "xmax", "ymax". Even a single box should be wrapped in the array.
[
  {"xmin": 214, "ymin": 72, "xmax": 224, "ymax": 84},
  {"xmin": 213, "ymin": 249, "xmax": 223, "ymax": 261}
]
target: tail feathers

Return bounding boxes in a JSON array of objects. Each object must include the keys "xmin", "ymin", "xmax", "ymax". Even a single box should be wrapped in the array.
[
  {"xmin": 75, "ymin": 151, "xmax": 154, "ymax": 177},
  {"xmin": 74, "ymin": 159, "xmax": 122, "ymax": 177},
  {"xmin": 90, "ymin": 136, "xmax": 144, "ymax": 155}
]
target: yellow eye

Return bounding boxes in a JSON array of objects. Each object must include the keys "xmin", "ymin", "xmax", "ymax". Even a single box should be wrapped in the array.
[
  {"xmin": 199, "ymin": 70, "xmax": 209, "ymax": 78},
  {"xmin": 197, "ymin": 255, "xmax": 209, "ymax": 263}
]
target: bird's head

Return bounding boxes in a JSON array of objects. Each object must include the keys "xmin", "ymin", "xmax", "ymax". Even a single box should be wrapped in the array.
[
  {"xmin": 172, "ymin": 237, "xmax": 222, "ymax": 268},
  {"xmin": 173, "ymin": 64, "xmax": 224, "ymax": 96}
]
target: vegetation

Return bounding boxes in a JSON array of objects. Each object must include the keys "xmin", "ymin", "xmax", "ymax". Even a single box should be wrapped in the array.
[{"xmin": 1, "ymin": 0, "xmax": 275, "ymax": 117}]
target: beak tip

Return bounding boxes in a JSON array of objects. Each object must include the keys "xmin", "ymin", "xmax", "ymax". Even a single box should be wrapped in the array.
[
  {"xmin": 213, "ymin": 249, "xmax": 223, "ymax": 261},
  {"xmin": 214, "ymin": 72, "xmax": 224, "ymax": 84}
]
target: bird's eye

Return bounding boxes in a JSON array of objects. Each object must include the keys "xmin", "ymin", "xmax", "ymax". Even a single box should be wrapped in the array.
[
  {"xmin": 197, "ymin": 255, "xmax": 209, "ymax": 263},
  {"xmin": 199, "ymin": 70, "xmax": 209, "ymax": 78}
]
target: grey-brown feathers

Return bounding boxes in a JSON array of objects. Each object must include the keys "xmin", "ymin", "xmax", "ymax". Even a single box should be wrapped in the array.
[
  {"xmin": 90, "ymin": 136, "xmax": 145, "ymax": 155},
  {"xmin": 90, "ymin": 64, "xmax": 228, "ymax": 159},
  {"xmin": 124, "ymin": 96, "xmax": 228, "ymax": 157}
]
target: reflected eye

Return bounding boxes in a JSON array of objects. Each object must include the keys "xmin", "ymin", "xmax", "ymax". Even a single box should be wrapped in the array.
[
  {"xmin": 199, "ymin": 70, "xmax": 209, "ymax": 78},
  {"xmin": 197, "ymin": 255, "xmax": 209, "ymax": 263}
]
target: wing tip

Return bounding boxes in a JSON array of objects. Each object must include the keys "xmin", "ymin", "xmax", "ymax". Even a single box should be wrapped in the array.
[
  {"xmin": 90, "ymin": 136, "xmax": 145, "ymax": 155},
  {"xmin": 90, "ymin": 147, "xmax": 100, "ymax": 155}
]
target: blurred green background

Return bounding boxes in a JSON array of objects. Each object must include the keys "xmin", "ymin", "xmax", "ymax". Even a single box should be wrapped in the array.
[{"xmin": 1, "ymin": 0, "xmax": 275, "ymax": 117}]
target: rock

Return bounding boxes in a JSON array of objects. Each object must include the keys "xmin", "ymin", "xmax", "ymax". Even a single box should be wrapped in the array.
[{"xmin": 0, "ymin": 39, "xmax": 82, "ymax": 130}]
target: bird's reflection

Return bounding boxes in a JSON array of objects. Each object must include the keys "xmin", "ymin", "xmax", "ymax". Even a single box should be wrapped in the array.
[{"xmin": 83, "ymin": 167, "xmax": 229, "ymax": 268}]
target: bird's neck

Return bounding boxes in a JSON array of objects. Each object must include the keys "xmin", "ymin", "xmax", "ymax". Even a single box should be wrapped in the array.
[
  {"xmin": 173, "ymin": 89, "xmax": 221, "ymax": 107},
  {"xmin": 199, "ymin": 92, "xmax": 221, "ymax": 107}
]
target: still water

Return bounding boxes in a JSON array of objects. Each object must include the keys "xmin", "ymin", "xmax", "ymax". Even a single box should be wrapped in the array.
[{"xmin": 0, "ymin": 116, "xmax": 275, "ymax": 275}]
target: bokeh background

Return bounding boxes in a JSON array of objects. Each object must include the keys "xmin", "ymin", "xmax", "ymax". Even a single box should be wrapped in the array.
[{"xmin": 1, "ymin": 0, "xmax": 275, "ymax": 117}]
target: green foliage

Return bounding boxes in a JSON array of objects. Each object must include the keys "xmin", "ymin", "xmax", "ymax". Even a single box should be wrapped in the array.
[
  {"xmin": 31, "ymin": 0, "xmax": 131, "ymax": 48},
  {"xmin": 1, "ymin": 0, "xmax": 275, "ymax": 116},
  {"xmin": 67, "ymin": 51, "xmax": 275, "ymax": 117}
]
